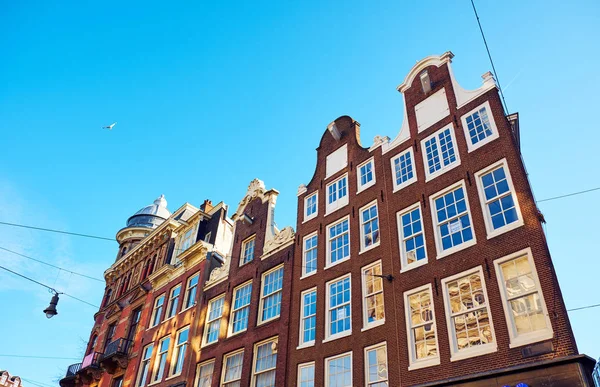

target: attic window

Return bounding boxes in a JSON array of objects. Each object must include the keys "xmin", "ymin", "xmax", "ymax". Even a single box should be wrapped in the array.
[{"xmin": 420, "ymin": 71, "xmax": 432, "ymax": 94}]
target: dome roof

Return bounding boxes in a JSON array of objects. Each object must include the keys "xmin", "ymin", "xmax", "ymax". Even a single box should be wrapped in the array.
[{"xmin": 126, "ymin": 195, "xmax": 171, "ymax": 229}]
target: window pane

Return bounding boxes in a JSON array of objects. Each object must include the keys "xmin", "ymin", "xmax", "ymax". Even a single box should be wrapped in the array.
[
  {"xmin": 327, "ymin": 355, "xmax": 352, "ymax": 387},
  {"xmin": 299, "ymin": 364, "xmax": 315, "ymax": 387},
  {"xmin": 366, "ymin": 346, "xmax": 388, "ymax": 386},
  {"xmin": 481, "ymin": 166, "xmax": 519, "ymax": 230},
  {"xmin": 329, "ymin": 277, "xmax": 351, "ymax": 336},
  {"xmin": 261, "ymin": 268, "xmax": 283, "ymax": 322},
  {"xmin": 466, "ymin": 107, "xmax": 493, "ymax": 145},
  {"xmin": 394, "ymin": 150, "xmax": 414, "ymax": 186},
  {"xmin": 361, "ymin": 204, "xmax": 380, "ymax": 249},
  {"xmin": 196, "ymin": 362, "xmax": 214, "ymax": 387},
  {"xmin": 304, "ymin": 235, "xmax": 318, "ymax": 275},
  {"xmin": 435, "ymin": 187, "xmax": 473, "ymax": 251},
  {"xmin": 329, "ymin": 219, "xmax": 350, "ymax": 264}
]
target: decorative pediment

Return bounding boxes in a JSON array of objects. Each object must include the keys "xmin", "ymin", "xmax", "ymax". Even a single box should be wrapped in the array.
[
  {"xmin": 262, "ymin": 226, "xmax": 295, "ymax": 258},
  {"xmin": 233, "ymin": 179, "xmax": 279, "ymax": 221},
  {"xmin": 105, "ymin": 304, "xmax": 121, "ymax": 319},
  {"xmin": 204, "ymin": 256, "xmax": 230, "ymax": 290}
]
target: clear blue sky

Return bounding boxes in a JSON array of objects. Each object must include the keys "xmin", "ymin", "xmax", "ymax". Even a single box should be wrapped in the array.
[{"xmin": 1, "ymin": 0, "xmax": 598, "ymax": 384}]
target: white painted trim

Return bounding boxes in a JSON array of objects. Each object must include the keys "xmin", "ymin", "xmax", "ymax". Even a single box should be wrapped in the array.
[
  {"xmin": 397, "ymin": 202, "xmax": 428, "ymax": 272},
  {"xmin": 356, "ymin": 157, "xmax": 376, "ymax": 194},
  {"xmin": 403, "ymin": 284, "xmax": 440, "ymax": 370},
  {"xmin": 303, "ymin": 191, "xmax": 319, "ymax": 223},
  {"xmin": 135, "ymin": 343, "xmax": 155, "ymax": 387},
  {"xmin": 239, "ymin": 235, "xmax": 256, "ymax": 267},
  {"xmin": 474, "ymin": 158, "xmax": 524, "ymax": 239},
  {"xmin": 325, "ymin": 144, "xmax": 348, "ymax": 179},
  {"xmin": 361, "ymin": 260, "xmax": 385, "ymax": 331},
  {"xmin": 181, "ymin": 271, "xmax": 200, "ymax": 311},
  {"xmin": 299, "ymin": 287, "xmax": 317, "ymax": 348},
  {"xmin": 227, "ymin": 280, "xmax": 253, "ymax": 337},
  {"xmin": 325, "ymin": 173, "xmax": 349, "ymax": 216},
  {"xmin": 429, "ymin": 180, "xmax": 477, "ymax": 259},
  {"xmin": 390, "ymin": 147, "xmax": 418, "ymax": 193},
  {"xmin": 297, "ymin": 362, "xmax": 315, "ymax": 386},
  {"xmin": 448, "ymin": 62, "xmax": 497, "ymax": 110},
  {"xmin": 358, "ymin": 200, "xmax": 380, "ymax": 254},
  {"xmin": 302, "ymin": 232, "xmax": 318, "ymax": 278},
  {"xmin": 324, "ymin": 273, "xmax": 352, "ymax": 342},
  {"xmin": 151, "ymin": 335, "xmax": 171, "ymax": 383},
  {"xmin": 166, "ymin": 283, "xmax": 182, "ymax": 320},
  {"xmin": 193, "ymin": 358, "xmax": 215, "ymax": 387},
  {"xmin": 149, "ymin": 293, "xmax": 166, "ymax": 328},
  {"xmin": 381, "ymin": 97, "xmax": 411, "ymax": 155},
  {"xmin": 363, "ymin": 342, "xmax": 389, "ymax": 385},
  {"xmin": 324, "ymin": 351, "xmax": 353, "ymax": 387},
  {"xmin": 201, "ymin": 293, "xmax": 226, "ymax": 348},
  {"xmin": 168, "ymin": 325, "xmax": 190, "ymax": 377},
  {"xmin": 440, "ymin": 266, "xmax": 498, "ymax": 362},
  {"xmin": 250, "ymin": 336, "xmax": 278, "ymax": 387},
  {"xmin": 325, "ymin": 215, "xmax": 351, "ymax": 269},
  {"xmin": 421, "ymin": 123, "xmax": 461, "ymax": 183},
  {"xmin": 493, "ymin": 248, "xmax": 554, "ymax": 348},
  {"xmin": 397, "ymin": 52, "xmax": 454, "ymax": 93},
  {"xmin": 460, "ymin": 100, "xmax": 499, "ymax": 152},
  {"xmin": 220, "ymin": 348, "xmax": 244, "ymax": 386},
  {"xmin": 257, "ymin": 264, "xmax": 284, "ymax": 325}
]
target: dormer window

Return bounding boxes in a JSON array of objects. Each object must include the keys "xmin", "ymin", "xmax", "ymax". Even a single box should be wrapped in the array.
[
  {"xmin": 420, "ymin": 70, "xmax": 432, "ymax": 94},
  {"xmin": 179, "ymin": 227, "xmax": 196, "ymax": 254}
]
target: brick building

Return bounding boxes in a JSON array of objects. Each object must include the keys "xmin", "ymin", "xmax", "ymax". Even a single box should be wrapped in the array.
[
  {"xmin": 0, "ymin": 371, "xmax": 22, "ymax": 387},
  {"xmin": 289, "ymin": 52, "xmax": 594, "ymax": 386}
]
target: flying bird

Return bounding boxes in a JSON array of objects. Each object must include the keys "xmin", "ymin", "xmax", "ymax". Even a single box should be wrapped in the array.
[{"xmin": 103, "ymin": 122, "xmax": 117, "ymax": 130}]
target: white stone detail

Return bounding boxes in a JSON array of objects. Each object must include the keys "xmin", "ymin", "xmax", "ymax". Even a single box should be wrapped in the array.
[
  {"xmin": 325, "ymin": 144, "xmax": 348, "ymax": 179},
  {"xmin": 415, "ymin": 88, "xmax": 450, "ymax": 133}
]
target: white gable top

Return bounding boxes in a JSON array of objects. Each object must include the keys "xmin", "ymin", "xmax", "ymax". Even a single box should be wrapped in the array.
[
  {"xmin": 326, "ymin": 144, "xmax": 348, "ymax": 179},
  {"xmin": 415, "ymin": 88, "xmax": 450, "ymax": 133}
]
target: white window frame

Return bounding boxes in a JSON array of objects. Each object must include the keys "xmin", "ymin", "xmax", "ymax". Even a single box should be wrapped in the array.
[
  {"xmin": 325, "ymin": 173, "xmax": 349, "ymax": 215},
  {"xmin": 324, "ymin": 274, "xmax": 352, "ymax": 342},
  {"xmin": 364, "ymin": 342, "xmax": 389, "ymax": 386},
  {"xmin": 258, "ymin": 264, "xmax": 284, "ymax": 325},
  {"xmin": 429, "ymin": 180, "xmax": 477, "ymax": 259},
  {"xmin": 441, "ymin": 266, "xmax": 497, "ymax": 361},
  {"xmin": 326, "ymin": 215, "xmax": 351, "ymax": 269},
  {"xmin": 475, "ymin": 158, "xmax": 524, "ymax": 239},
  {"xmin": 220, "ymin": 349, "xmax": 244, "ymax": 387},
  {"xmin": 178, "ymin": 224, "xmax": 198, "ymax": 255},
  {"xmin": 403, "ymin": 284, "xmax": 440, "ymax": 370},
  {"xmin": 361, "ymin": 260, "xmax": 385, "ymax": 331},
  {"xmin": 194, "ymin": 359, "xmax": 215, "ymax": 387},
  {"xmin": 356, "ymin": 157, "xmax": 376, "ymax": 193},
  {"xmin": 460, "ymin": 100, "xmax": 499, "ymax": 152},
  {"xmin": 493, "ymin": 248, "xmax": 553, "ymax": 348},
  {"xmin": 304, "ymin": 192, "xmax": 319, "ymax": 222},
  {"xmin": 228, "ymin": 280, "xmax": 253, "ymax": 337},
  {"xmin": 204, "ymin": 232, "xmax": 212, "ymax": 242},
  {"xmin": 202, "ymin": 294, "xmax": 225, "ymax": 347},
  {"xmin": 250, "ymin": 336, "xmax": 278, "ymax": 387},
  {"xmin": 397, "ymin": 202, "xmax": 428, "ymax": 272},
  {"xmin": 152, "ymin": 336, "xmax": 170, "ymax": 383},
  {"xmin": 324, "ymin": 351, "xmax": 353, "ymax": 387},
  {"xmin": 182, "ymin": 272, "xmax": 200, "ymax": 311},
  {"xmin": 240, "ymin": 235, "xmax": 256, "ymax": 266},
  {"xmin": 359, "ymin": 200, "xmax": 380, "ymax": 253},
  {"xmin": 421, "ymin": 124, "xmax": 461, "ymax": 182},
  {"xmin": 150, "ymin": 294, "xmax": 165, "ymax": 328},
  {"xmin": 166, "ymin": 284, "xmax": 181, "ymax": 320},
  {"xmin": 169, "ymin": 326, "xmax": 189, "ymax": 377},
  {"xmin": 297, "ymin": 362, "xmax": 315, "ymax": 387},
  {"xmin": 301, "ymin": 232, "xmax": 318, "ymax": 279},
  {"xmin": 136, "ymin": 343, "xmax": 154, "ymax": 387},
  {"xmin": 298, "ymin": 287, "xmax": 317, "ymax": 348},
  {"xmin": 390, "ymin": 147, "xmax": 417, "ymax": 192}
]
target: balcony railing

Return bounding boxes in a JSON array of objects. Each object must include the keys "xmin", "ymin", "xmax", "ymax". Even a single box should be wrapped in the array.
[
  {"xmin": 81, "ymin": 352, "xmax": 102, "ymax": 369},
  {"xmin": 102, "ymin": 338, "xmax": 132, "ymax": 359},
  {"xmin": 64, "ymin": 363, "xmax": 81, "ymax": 377}
]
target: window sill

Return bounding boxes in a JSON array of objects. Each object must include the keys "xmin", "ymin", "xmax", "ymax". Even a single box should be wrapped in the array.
[
  {"xmin": 450, "ymin": 344, "xmax": 497, "ymax": 362},
  {"xmin": 486, "ymin": 220, "xmax": 524, "ymax": 240},
  {"xmin": 148, "ymin": 380, "xmax": 162, "ymax": 387},
  {"xmin": 257, "ymin": 315, "xmax": 280, "ymax": 327},
  {"xmin": 323, "ymin": 331, "xmax": 352, "ymax": 344},
  {"xmin": 359, "ymin": 242, "xmax": 380, "ymax": 255},
  {"xmin": 436, "ymin": 238, "xmax": 477, "ymax": 260},
  {"xmin": 165, "ymin": 373, "xmax": 182, "ymax": 381},
  {"xmin": 302, "ymin": 214, "xmax": 318, "ymax": 224},
  {"xmin": 356, "ymin": 180, "xmax": 376, "ymax": 195},
  {"xmin": 162, "ymin": 316, "xmax": 176, "ymax": 325},
  {"xmin": 361, "ymin": 319, "xmax": 385, "ymax": 332},
  {"xmin": 424, "ymin": 161, "xmax": 460, "ymax": 183},
  {"xmin": 300, "ymin": 271, "xmax": 317, "ymax": 280},
  {"xmin": 296, "ymin": 342, "xmax": 315, "ymax": 350},
  {"xmin": 392, "ymin": 178, "xmax": 417, "ymax": 194},
  {"xmin": 508, "ymin": 331, "xmax": 554, "ymax": 349},
  {"xmin": 324, "ymin": 257, "xmax": 350, "ymax": 271},
  {"xmin": 200, "ymin": 340, "xmax": 218, "ymax": 349},
  {"xmin": 179, "ymin": 305, "xmax": 196, "ymax": 315},
  {"xmin": 408, "ymin": 357, "xmax": 440, "ymax": 371},
  {"xmin": 227, "ymin": 329, "xmax": 248, "ymax": 339},
  {"xmin": 466, "ymin": 133, "xmax": 499, "ymax": 153},
  {"xmin": 400, "ymin": 259, "xmax": 428, "ymax": 273},
  {"xmin": 324, "ymin": 202, "xmax": 349, "ymax": 218}
]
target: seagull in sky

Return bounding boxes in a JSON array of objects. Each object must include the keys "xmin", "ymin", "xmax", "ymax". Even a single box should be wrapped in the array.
[{"xmin": 103, "ymin": 122, "xmax": 117, "ymax": 130}]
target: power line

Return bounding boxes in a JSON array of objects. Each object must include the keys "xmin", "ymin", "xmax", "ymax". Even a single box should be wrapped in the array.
[
  {"xmin": 0, "ymin": 221, "xmax": 114, "ymax": 242},
  {"xmin": 0, "ymin": 246, "xmax": 104, "ymax": 282},
  {"xmin": 470, "ymin": 0, "xmax": 509, "ymax": 114},
  {"xmin": 20, "ymin": 378, "xmax": 56, "ymax": 387},
  {"xmin": 567, "ymin": 303, "xmax": 600, "ymax": 312},
  {"xmin": 0, "ymin": 354, "xmax": 80, "ymax": 360},
  {"xmin": 537, "ymin": 186, "xmax": 600, "ymax": 203}
]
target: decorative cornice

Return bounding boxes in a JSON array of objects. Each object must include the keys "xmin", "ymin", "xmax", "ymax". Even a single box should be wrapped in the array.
[
  {"xmin": 204, "ymin": 255, "xmax": 230, "ymax": 290},
  {"xmin": 261, "ymin": 226, "xmax": 295, "ymax": 259},
  {"xmin": 232, "ymin": 179, "xmax": 279, "ymax": 222}
]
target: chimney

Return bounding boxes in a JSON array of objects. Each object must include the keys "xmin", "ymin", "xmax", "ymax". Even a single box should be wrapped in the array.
[{"xmin": 201, "ymin": 199, "xmax": 213, "ymax": 213}]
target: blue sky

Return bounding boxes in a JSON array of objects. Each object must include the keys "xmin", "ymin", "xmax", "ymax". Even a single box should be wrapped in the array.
[{"xmin": 1, "ymin": 0, "xmax": 599, "ymax": 384}]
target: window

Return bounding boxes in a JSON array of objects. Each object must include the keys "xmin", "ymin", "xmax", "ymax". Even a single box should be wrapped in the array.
[
  {"xmin": 404, "ymin": 284, "xmax": 440, "ymax": 369},
  {"xmin": 325, "ymin": 352, "xmax": 352, "ymax": 387},
  {"xmin": 421, "ymin": 125, "xmax": 460, "ymax": 181},
  {"xmin": 302, "ymin": 233, "xmax": 318, "ymax": 277},
  {"xmin": 112, "ymin": 377, "xmax": 123, "ymax": 387},
  {"xmin": 184, "ymin": 273, "xmax": 200, "ymax": 310},
  {"xmin": 241, "ymin": 236, "xmax": 256, "ymax": 266},
  {"xmin": 357, "ymin": 158, "xmax": 376, "ymax": 192},
  {"xmin": 299, "ymin": 288, "xmax": 317, "ymax": 347},
  {"xmin": 179, "ymin": 226, "xmax": 197, "ymax": 254},
  {"xmin": 136, "ymin": 344, "xmax": 153, "ymax": 387},
  {"xmin": 461, "ymin": 101, "xmax": 499, "ymax": 152},
  {"xmin": 441, "ymin": 267, "xmax": 496, "ymax": 361},
  {"xmin": 251, "ymin": 337, "xmax": 278, "ymax": 387},
  {"xmin": 397, "ymin": 203, "xmax": 427, "ymax": 271},
  {"xmin": 326, "ymin": 216, "xmax": 350, "ymax": 268},
  {"xmin": 195, "ymin": 360, "xmax": 215, "ymax": 387},
  {"xmin": 430, "ymin": 181, "xmax": 476, "ymax": 258},
  {"xmin": 326, "ymin": 144, "xmax": 348, "ymax": 178},
  {"xmin": 494, "ymin": 248, "xmax": 553, "ymax": 347},
  {"xmin": 170, "ymin": 326, "xmax": 189, "ymax": 376},
  {"xmin": 221, "ymin": 349, "xmax": 244, "ymax": 387},
  {"xmin": 151, "ymin": 294, "xmax": 165, "ymax": 327},
  {"xmin": 204, "ymin": 232, "xmax": 212, "ymax": 242},
  {"xmin": 325, "ymin": 275, "xmax": 351, "ymax": 340},
  {"xmin": 152, "ymin": 337, "xmax": 170, "ymax": 382},
  {"xmin": 359, "ymin": 201, "xmax": 380, "ymax": 252},
  {"xmin": 304, "ymin": 192, "xmax": 318, "ymax": 222},
  {"xmin": 362, "ymin": 261, "xmax": 385, "ymax": 329},
  {"xmin": 298, "ymin": 362, "xmax": 315, "ymax": 387},
  {"xmin": 166, "ymin": 284, "xmax": 181, "ymax": 319},
  {"xmin": 202, "ymin": 295, "xmax": 225, "ymax": 346},
  {"xmin": 126, "ymin": 307, "xmax": 142, "ymax": 343},
  {"xmin": 326, "ymin": 174, "xmax": 349, "ymax": 214},
  {"xmin": 259, "ymin": 265, "xmax": 284, "ymax": 324},
  {"xmin": 475, "ymin": 159, "xmax": 523, "ymax": 238},
  {"xmin": 104, "ymin": 323, "xmax": 116, "ymax": 350},
  {"xmin": 229, "ymin": 281, "xmax": 253, "ymax": 335},
  {"xmin": 391, "ymin": 148, "xmax": 417, "ymax": 191},
  {"xmin": 364, "ymin": 343, "xmax": 388, "ymax": 386}
]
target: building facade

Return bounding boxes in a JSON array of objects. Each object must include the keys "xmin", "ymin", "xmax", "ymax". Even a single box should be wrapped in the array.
[{"xmin": 0, "ymin": 371, "xmax": 22, "ymax": 387}]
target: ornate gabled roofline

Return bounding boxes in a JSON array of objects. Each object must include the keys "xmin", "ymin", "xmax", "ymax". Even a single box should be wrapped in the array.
[{"xmin": 397, "ymin": 51, "xmax": 455, "ymax": 93}]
